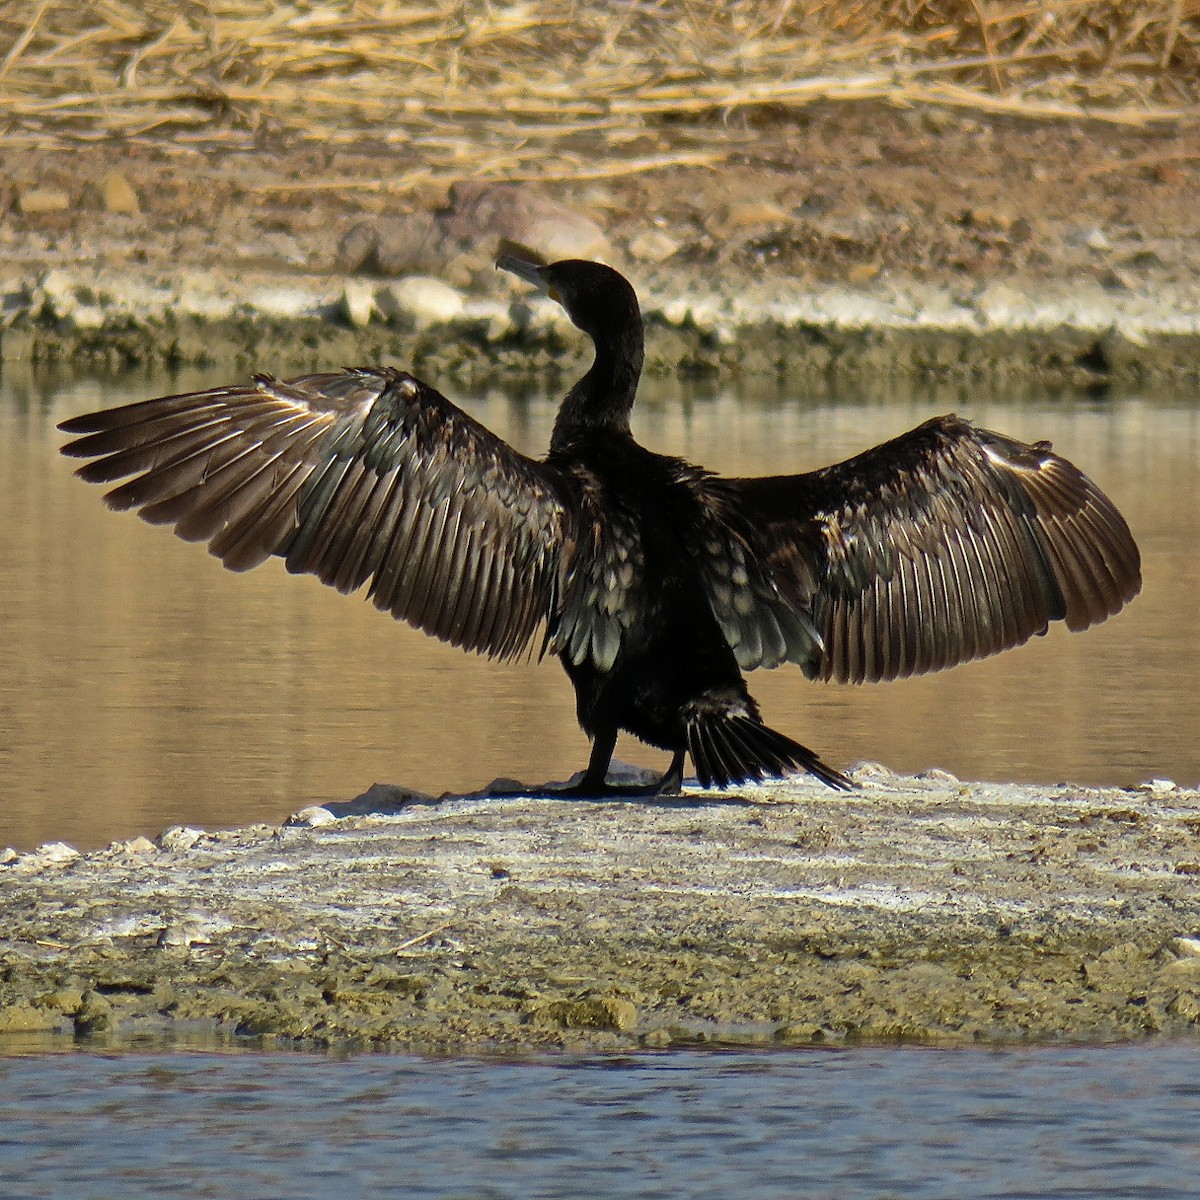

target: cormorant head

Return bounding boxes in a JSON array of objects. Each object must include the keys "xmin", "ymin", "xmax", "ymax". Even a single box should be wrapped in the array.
[{"xmin": 498, "ymin": 256, "xmax": 642, "ymax": 346}]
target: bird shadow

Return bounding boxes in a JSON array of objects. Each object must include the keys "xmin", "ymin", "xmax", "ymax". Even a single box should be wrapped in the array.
[{"xmin": 317, "ymin": 766, "xmax": 764, "ymax": 819}]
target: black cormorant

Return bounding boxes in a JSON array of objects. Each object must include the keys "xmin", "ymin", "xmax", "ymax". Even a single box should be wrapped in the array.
[{"xmin": 58, "ymin": 256, "xmax": 1141, "ymax": 795}]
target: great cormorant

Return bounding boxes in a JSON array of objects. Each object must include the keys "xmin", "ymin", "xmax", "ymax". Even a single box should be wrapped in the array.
[{"xmin": 59, "ymin": 256, "xmax": 1141, "ymax": 795}]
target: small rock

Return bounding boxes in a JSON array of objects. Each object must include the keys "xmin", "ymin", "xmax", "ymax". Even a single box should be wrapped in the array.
[
  {"xmin": 1142, "ymin": 778, "xmax": 1178, "ymax": 794},
  {"xmin": 846, "ymin": 262, "xmax": 881, "ymax": 283},
  {"xmin": 37, "ymin": 267, "xmax": 76, "ymax": 314},
  {"xmin": 23, "ymin": 842, "xmax": 81, "ymax": 868},
  {"xmin": 959, "ymin": 205, "xmax": 1017, "ymax": 232},
  {"xmin": 45, "ymin": 987, "xmax": 86, "ymax": 1014},
  {"xmin": 98, "ymin": 170, "xmax": 140, "ymax": 216},
  {"xmin": 536, "ymin": 995, "xmax": 638, "ymax": 1032},
  {"xmin": 157, "ymin": 916, "xmax": 228, "ymax": 948},
  {"xmin": 443, "ymin": 182, "xmax": 610, "ymax": 262},
  {"xmin": 108, "ymin": 835, "xmax": 158, "ymax": 857},
  {"xmin": 74, "ymin": 990, "xmax": 113, "ymax": 1035},
  {"xmin": 336, "ymin": 215, "xmax": 441, "ymax": 276},
  {"xmin": 659, "ymin": 297, "xmax": 691, "ymax": 326},
  {"xmin": 302, "ymin": 782, "xmax": 435, "ymax": 819},
  {"xmin": 1097, "ymin": 266, "xmax": 1132, "ymax": 292},
  {"xmin": 850, "ymin": 761, "xmax": 895, "ymax": 780},
  {"xmin": 289, "ymin": 805, "xmax": 338, "ymax": 828},
  {"xmin": 17, "ymin": 188, "xmax": 70, "ymax": 215},
  {"xmin": 59, "ymin": 304, "xmax": 107, "ymax": 331},
  {"xmin": 0, "ymin": 1004, "xmax": 64, "ymax": 1034},
  {"xmin": 628, "ymin": 229, "xmax": 680, "ymax": 263},
  {"xmin": 0, "ymin": 847, "xmax": 17, "ymax": 865},
  {"xmin": 719, "ymin": 199, "xmax": 792, "ymax": 231},
  {"xmin": 640, "ymin": 1027, "xmax": 673, "ymax": 1048},
  {"xmin": 1167, "ymin": 992, "xmax": 1200, "ymax": 1023},
  {"xmin": 245, "ymin": 286, "xmax": 321, "ymax": 320},
  {"xmin": 1169, "ymin": 936, "xmax": 1200, "ymax": 959},
  {"xmin": 157, "ymin": 826, "xmax": 205, "ymax": 852},
  {"xmin": 341, "ymin": 279, "xmax": 377, "ymax": 327},
  {"xmin": 774, "ymin": 1022, "xmax": 828, "ymax": 1044},
  {"xmin": 973, "ymin": 282, "xmax": 1028, "ymax": 328},
  {"xmin": 377, "ymin": 276, "xmax": 465, "ymax": 327}
]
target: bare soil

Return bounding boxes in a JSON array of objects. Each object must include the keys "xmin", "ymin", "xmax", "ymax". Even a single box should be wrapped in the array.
[
  {"xmin": 3, "ymin": 105, "xmax": 1197, "ymax": 281},
  {"xmin": 3, "ymin": 104, "xmax": 1199, "ymax": 384}
]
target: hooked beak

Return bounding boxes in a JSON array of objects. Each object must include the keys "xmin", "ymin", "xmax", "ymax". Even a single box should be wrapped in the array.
[{"xmin": 497, "ymin": 254, "xmax": 553, "ymax": 297}]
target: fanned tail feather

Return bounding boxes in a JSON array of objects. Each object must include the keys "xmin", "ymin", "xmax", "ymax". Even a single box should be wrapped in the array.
[{"xmin": 686, "ymin": 713, "xmax": 853, "ymax": 792}]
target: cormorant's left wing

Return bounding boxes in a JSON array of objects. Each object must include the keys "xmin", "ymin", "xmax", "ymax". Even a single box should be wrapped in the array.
[
  {"xmin": 727, "ymin": 414, "xmax": 1140, "ymax": 683},
  {"xmin": 59, "ymin": 368, "xmax": 570, "ymax": 661}
]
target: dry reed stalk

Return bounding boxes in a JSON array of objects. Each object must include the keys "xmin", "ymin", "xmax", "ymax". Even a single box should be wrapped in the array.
[{"xmin": 1, "ymin": 1, "xmax": 1195, "ymax": 191}]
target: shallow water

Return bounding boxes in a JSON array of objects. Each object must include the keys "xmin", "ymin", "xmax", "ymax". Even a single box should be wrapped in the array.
[
  {"xmin": 2, "ymin": 1043, "xmax": 1200, "ymax": 1199},
  {"xmin": 2, "ymin": 367, "xmax": 1198, "ymax": 849}
]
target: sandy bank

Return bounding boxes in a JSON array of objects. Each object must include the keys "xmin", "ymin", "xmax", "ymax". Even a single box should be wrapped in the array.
[{"xmin": 3, "ymin": 767, "xmax": 1200, "ymax": 1053}]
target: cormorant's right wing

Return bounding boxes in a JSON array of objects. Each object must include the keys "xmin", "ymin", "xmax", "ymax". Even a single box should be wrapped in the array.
[
  {"xmin": 59, "ymin": 368, "xmax": 570, "ymax": 661},
  {"xmin": 728, "ymin": 414, "xmax": 1141, "ymax": 684}
]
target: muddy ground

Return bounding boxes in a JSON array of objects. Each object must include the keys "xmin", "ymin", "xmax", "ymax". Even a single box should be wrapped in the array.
[{"xmin": 2, "ymin": 103, "xmax": 1199, "ymax": 1052}]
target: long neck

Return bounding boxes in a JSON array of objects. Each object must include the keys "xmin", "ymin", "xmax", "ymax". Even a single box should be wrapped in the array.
[{"xmin": 550, "ymin": 321, "xmax": 644, "ymax": 454}]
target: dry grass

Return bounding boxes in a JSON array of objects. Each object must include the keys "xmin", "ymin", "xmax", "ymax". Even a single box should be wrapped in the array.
[{"xmin": 2, "ymin": 1, "xmax": 1197, "ymax": 187}]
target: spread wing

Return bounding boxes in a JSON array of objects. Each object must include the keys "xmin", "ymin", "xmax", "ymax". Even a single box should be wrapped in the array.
[
  {"xmin": 729, "ymin": 414, "xmax": 1141, "ymax": 684},
  {"xmin": 59, "ymin": 368, "xmax": 570, "ymax": 661}
]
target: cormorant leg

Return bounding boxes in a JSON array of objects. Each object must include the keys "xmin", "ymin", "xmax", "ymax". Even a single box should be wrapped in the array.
[
  {"xmin": 555, "ymin": 731, "xmax": 687, "ymax": 799},
  {"xmin": 655, "ymin": 749, "xmax": 686, "ymax": 796},
  {"xmin": 575, "ymin": 727, "xmax": 618, "ymax": 794}
]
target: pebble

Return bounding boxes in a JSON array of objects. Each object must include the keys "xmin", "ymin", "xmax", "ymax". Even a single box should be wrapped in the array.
[
  {"xmin": 1143, "ymin": 778, "xmax": 1179, "ymax": 794},
  {"xmin": 245, "ymin": 286, "xmax": 322, "ymax": 320},
  {"xmin": 289, "ymin": 805, "xmax": 338, "ymax": 828},
  {"xmin": 17, "ymin": 188, "xmax": 70, "ymax": 215},
  {"xmin": 37, "ymin": 841, "xmax": 81, "ymax": 861},
  {"xmin": 158, "ymin": 916, "xmax": 232, "ymax": 948},
  {"xmin": 19, "ymin": 842, "xmax": 81, "ymax": 870},
  {"xmin": 918, "ymin": 768, "xmax": 960, "ymax": 783},
  {"xmin": 659, "ymin": 297, "xmax": 691, "ymax": 326},
  {"xmin": 628, "ymin": 229, "xmax": 681, "ymax": 264},
  {"xmin": 341, "ymin": 279, "xmax": 377, "ymax": 328},
  {"xmin": 107, "ymin": 835, "xmax": 158, "ymax": 857},
  {"xmin": 377, "ymin": 276, "xmax": 465, "ymax": 327},
  {"xmin": 157, "ymin": 826, "xmax": 205, "ymax": 852},
  {"xmin": 336, "ymin": 215, "xmax": 439, "ymax": 277},
  {"xmin": 537, "ymin": 995, "xmax": 638, "ymax": 1032},
  {"xmin": 718, "ymin": 199, "xmax": 792, "ymax": 231},
  {"xmin": 973, "ymin": 281, "xmax": 1029, "ymax": 328},
  {"xmin": 444, "ymin": 181, "xmax": 610, "ymax": 262},
  {"xmin": 97, "ymin": 171, "xmax": 141, "ymax": 216},
  {"xmin": 60, "ymin": 304, "xmax": 107, "ymax": 331}
]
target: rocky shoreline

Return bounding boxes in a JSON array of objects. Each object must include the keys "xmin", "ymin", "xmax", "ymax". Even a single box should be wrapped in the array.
[
  {"xmin": 3, "ymin": 769, "xmax": 1200, "ymax": 1053},
  {"xmin": 4, "ymin": 259, "xmax": 1200, "ymax": 390}
]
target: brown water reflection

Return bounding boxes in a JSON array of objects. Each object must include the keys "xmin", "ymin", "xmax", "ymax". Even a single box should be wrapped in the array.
[{"xmin": 2, "ymin": 366, "xmax": 1196, "ymax": 850}]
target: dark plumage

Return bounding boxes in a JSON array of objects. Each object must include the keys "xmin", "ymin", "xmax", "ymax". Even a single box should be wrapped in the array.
[{"xmin": 59, "ymin": 256, "xmax": 1141, "ymax": 795}]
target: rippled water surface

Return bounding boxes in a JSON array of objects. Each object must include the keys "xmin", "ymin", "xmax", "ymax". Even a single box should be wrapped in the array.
[
  {"xmin": 3, "ymin": 1043, "xmax": 1200, "ymax": 1199},
  {"xmin": 3, "ymin": 367, "xmax": 1198, "ymax": 848}
]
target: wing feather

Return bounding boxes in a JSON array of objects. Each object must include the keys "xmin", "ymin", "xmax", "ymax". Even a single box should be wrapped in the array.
[
  {"xmin": 60, "ymin": 368, "xmax": 569, "ymax": 661},
  {"xmin": 729, "ymin": 414, "xmax": 1140, "ymax": 683}
]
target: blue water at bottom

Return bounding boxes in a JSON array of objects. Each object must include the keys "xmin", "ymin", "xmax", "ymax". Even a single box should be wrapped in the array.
[{"xmin": 1, "ymin": 1042, "xmax": 1198, "ymax": 1199}]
